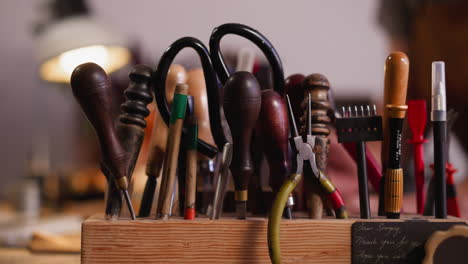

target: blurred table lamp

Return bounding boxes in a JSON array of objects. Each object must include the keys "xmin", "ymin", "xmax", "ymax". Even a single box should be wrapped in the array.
[{"xmin": 36, "ymin": 0, "xmax": 130, "ymax": 83}]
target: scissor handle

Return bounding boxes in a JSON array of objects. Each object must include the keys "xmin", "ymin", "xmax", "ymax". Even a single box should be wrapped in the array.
[
  {"xmin": 209, "ymin": 23, "xmax": 285, "ymax": 94},
  {"xmin": 153, "ymin": 37, "xmax": 228, "ymax": 158}
]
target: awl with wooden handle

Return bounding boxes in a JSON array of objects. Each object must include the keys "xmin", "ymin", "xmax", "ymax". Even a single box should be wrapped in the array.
[
  {"xmin": 157, "ymin": 84, "xmax": 189, "ymax": 219},
  {"xmin": 71, "ymin": 63, "xmax": 140, "ymax": 220},
  {"xmin": 140, "ymin": 65, "xmax": 187, "ymax": 217},
  {"xmin": 223, "ymin": 72, "xmax": 262, "ymax": 219},
  {"xmin": 257, "ymin": 90, "xmax": 292, "ymax": 218}
]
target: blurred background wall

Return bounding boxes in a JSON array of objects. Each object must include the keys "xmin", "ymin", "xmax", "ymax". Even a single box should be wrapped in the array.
[{"xmin": 0, "ymin": 0, "xmax": 386, "ymax": 195}]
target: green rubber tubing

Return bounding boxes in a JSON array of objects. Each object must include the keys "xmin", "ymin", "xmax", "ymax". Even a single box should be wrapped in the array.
[{"xmin": 267, "ymin": 173, "xmax": 302, "ymax": 264}]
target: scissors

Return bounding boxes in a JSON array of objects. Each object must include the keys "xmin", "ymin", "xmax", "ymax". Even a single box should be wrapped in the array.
[
  {"xmin": 151, "ymin": 23, "xmax": 285, "ymax": 219},
  {"xmin": 137, "ymin": 37, "xmax": 227, "ymax": 216}
]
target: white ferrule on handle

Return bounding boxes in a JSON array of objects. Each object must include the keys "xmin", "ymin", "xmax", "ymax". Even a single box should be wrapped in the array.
[{"xmin": 431, "ymin": 61, "xmax": 447, "ymax": 121}]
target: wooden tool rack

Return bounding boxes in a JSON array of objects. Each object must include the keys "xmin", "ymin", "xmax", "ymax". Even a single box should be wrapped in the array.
[{"xmin": 81, "ymin": 215, "xmax": 465, "ymax": 264}]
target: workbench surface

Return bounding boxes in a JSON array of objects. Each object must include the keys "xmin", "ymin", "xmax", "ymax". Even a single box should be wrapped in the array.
[{"xmin": 0, "ymin": 248, "xmax": 79, "ymax": 264}]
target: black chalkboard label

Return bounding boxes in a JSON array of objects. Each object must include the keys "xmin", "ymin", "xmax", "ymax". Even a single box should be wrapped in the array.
[{"xmin": 352, "ymin": 221, "xmax": 465, "ymax": 264}]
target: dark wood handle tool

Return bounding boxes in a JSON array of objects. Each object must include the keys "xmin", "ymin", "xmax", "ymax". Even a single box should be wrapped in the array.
[
  {"xmin": 300, "ymin": 74, "xmax": 334, "ymax": 219},
  {"xmin": 284, "ymin": 74, "xmax": 305, "ymax": 124},
  {"xmin": 117, "ymin": 65, "xmax": 153, "ymax": 218},
  {"xmin": 209, "ymin": 23, "xmax": 285, "ymax": 219},
  {"xmin": 70, "ymin": 63, "xmax": 139, "ymax": 220},
  {"xmin": 223, "ymin": 71, "xmax": 262, "ymax": 219},
  {"xmin": 257, "ymin": 90, "xmax": 292, "ymax": 218}
]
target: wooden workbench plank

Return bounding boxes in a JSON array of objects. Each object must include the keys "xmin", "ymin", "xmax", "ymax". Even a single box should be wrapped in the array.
[
  {"xmin": 82, "ymin": 215, "xmax": 463, "ymax": 264},
  {"xmin": 0, "ymin": 248, "xmax": 79, "ymax": 264},
  {"xmin": 82, "ymin": 216, "xmax": 352, "ymax": 264}
]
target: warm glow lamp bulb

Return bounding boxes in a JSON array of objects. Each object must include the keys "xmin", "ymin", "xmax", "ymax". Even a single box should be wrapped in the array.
[
  {"xmin": 58, "ymin": 45, "xmax": 109, "ymax": 75},
  {"xmin": 39, "ymin": 45, "xmax": 130, "ymax": 83},
  {"xmin": 37, "ymin": 16, "xmax": 131, "ymax": 83}
]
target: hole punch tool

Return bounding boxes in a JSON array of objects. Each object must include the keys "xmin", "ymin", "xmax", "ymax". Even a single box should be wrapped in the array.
[
  {"xmin": 268, "ymin": 94, "xmax": 348, "ymax": 264},
  {"xmin": 336, "ymin": 105, "xmax": 383, "ymax": 219},
  {"xmin": 328, "ymin": 89, "xmax": 383, "ymax": 195}
]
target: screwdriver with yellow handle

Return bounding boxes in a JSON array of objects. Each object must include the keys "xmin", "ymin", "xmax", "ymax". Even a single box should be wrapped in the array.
[{"xmin": 380, "ymin": 52, "xmax": 409, "ymax": 218}]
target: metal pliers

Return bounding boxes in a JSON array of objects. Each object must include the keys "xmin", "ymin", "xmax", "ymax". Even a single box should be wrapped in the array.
[
  {"xmin": 288, "ymin": 94, "xmax": 347, "ymax": 219},
  {"xmin": 267, "ymin": 94, "xmax": 347, "ymax": 264}
]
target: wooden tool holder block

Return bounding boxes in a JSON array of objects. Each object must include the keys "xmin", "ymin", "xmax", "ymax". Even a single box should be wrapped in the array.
[{"xmin": 81, "ymin": 215, "xmax": 465, "ymax": 264}]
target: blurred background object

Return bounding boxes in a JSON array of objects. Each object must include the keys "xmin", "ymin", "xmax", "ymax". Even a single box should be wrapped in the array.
[
  {"xmin": 35, "ymin": 0, "xmax": 130, "ymax": 83},
  {"xmin": 0, "ymin": 0, "xmax": 134, "ymax": 255},
  {"xmin": 0, "ymin": 0, "xmax": 385, "ymax": 203},
  {"xmin": 378, "ymin": 0, "xmax": 468, "ymax": 183}
]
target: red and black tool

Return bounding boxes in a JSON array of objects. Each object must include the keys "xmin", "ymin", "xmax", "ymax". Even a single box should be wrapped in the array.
[
  {"xmin": 445, "ymin": 110, "xmax": 460, "ymax": 217},
  {"xmin": 425, "ymin": 109, "xmax": 461, "ymax": 217},
  {"xmin": 407, "ymin": 99, "xmax": 428, "ymax": 214}
]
